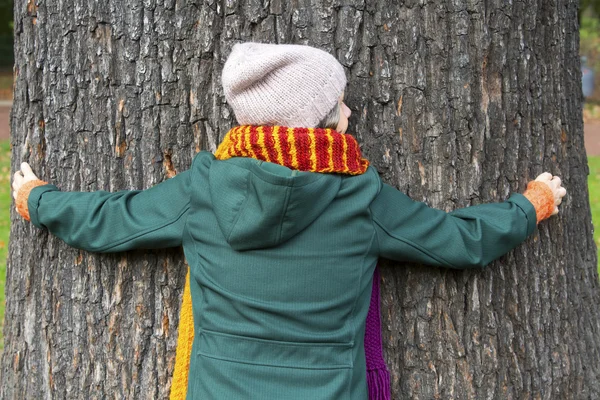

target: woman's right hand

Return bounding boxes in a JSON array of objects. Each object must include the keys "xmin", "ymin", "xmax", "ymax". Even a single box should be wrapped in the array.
[
  {"xmin": 12, "ymin": 162, "xmax": 40, "ymax": 201},
  {"xmin": 534, "ymin": 172, "xmax": 567, "ymax": 216}
]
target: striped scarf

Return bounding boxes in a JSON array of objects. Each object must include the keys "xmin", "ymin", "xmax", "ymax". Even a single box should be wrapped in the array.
[
  {"xmin": 215, "ymin": 125, "xmax": 370, "ymax": 174},
  {"xmin": 170, "ymin": 126, "xmax": 390, "ymax": 400}
]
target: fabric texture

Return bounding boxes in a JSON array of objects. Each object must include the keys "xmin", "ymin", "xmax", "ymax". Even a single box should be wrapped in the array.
[
  {"xmin": 214, "ymin": 125, "xmax": 369, "ymax": 175},
  {"xmin": 221, "ymin": 43, "xmax": 347, "ymax": 128},
  {"xmin": 365, "ymin": 267, "xmax": 391, "ymax": 400},
  {"xmin": 16, "ymin": 179, "xmax": 48, "ymax": 221},
  {"xmin": 523, "ymin": 181, "xmax": 555, "ymax": 223},
  {"xmin": 25, "ymin": 145, "xmax": 539, "ymax": 399}
]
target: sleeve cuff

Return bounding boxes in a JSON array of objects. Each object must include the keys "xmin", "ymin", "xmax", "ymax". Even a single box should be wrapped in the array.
[
  {"xmin": 16, "ymin": 180, "xmax": 49, "ymax": 222},
  {"xmin": 507, "ymin": 193, "xmax": 538, "ymax": 237},
  {"xmin": 26, "ymin": 183, "xmax": 59, "ymax": 228},
  {"xmin": 523, "ymin": 181, "xmax": 555, "ymax": 223}
]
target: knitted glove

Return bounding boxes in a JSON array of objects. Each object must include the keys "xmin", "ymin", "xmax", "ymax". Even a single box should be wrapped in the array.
[
  {"xmin": 523, "ymin": 172, "xmax": 565, "ymax": 223},
  {"xmin": 13, "ymin": 162, "xmax": 47, "ymax": 221},
  {"xmin": 15, "ymin": 179, "xmax": 48, "ymax": 221}
]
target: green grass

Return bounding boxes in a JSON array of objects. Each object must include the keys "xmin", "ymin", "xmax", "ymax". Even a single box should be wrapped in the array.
[
  {"xmin": 588, "ymin": 156, "xmax": 600, "ymax": 274},
  {"xmin": 581, "ymin": 13, "xmax": 600, "ymax": 44},
  {"xmin": 0, "ymin": 140, "xmax": 9, "ymax": 350}
]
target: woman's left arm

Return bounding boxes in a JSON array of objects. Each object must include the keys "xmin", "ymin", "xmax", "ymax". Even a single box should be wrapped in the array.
[
  {"xmin": 370, "ymin": 172, "xmax": 566, "ymax": 269},
  {"xmin": 13, "ymin": 162, "xmax": 193, "ymax": 253}
]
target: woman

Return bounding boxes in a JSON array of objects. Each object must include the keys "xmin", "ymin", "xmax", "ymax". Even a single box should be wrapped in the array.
[{"xmin": 13, "ymin": 43, "xmax": 566, "ymax": 399}]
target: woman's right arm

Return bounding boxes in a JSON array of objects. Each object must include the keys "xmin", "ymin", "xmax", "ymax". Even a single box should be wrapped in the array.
[
  {"xmin": 369, "ymin": 174, "xmax": 565, "ymax": 269},
  {"xmin": 12, "ymin": 160, "xmax": 198, "ymax": 253}
]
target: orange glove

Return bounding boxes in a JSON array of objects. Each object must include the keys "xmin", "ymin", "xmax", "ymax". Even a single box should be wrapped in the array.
[{"xmin": 524, "ymin": 172, "xmax": 567, "ymax": 223}]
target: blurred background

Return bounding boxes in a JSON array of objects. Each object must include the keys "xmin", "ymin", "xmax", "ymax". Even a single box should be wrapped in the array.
[
  {"xmin": 581, "ymin": 0, "xmax": 600, "ymax": 122},
  {"xmin": 576, "ymin": 2, "xmax": 600, "ymax": 281},
  {"xmin": 0, "ymin": 0, "xmax": 11, "ymax": 146},
  {"xmin": 0, "ymin": 0, "xmax": 11, "ymax": 101},
  {"xmin": 0, "ymin": 0, "xmax": 11, "ymax": 350}
]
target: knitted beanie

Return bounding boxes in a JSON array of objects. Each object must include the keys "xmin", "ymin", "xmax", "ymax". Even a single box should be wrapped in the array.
[{"xmin": 222, "ymin": 42, "xmax": 347, "ymax": 128}]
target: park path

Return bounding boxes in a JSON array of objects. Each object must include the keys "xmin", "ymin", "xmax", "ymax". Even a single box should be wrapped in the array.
[
  {"xmin": 1, "ymin": 101, "xmax": 600, "ymax": 155},
  {"xmin": 585, "ymin": 122, "xmax": 600, "ymax": 156}
]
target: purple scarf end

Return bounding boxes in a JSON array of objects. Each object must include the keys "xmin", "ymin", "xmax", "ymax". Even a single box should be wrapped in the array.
[{"xmin": 367, "ymin": 367, "xmax": 391, "ymax": 400}]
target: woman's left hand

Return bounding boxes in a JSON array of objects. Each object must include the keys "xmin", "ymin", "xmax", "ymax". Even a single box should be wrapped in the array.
[
  {"xmin": 534, "ymin": 172, "xmax": 567, "ymax": 216},
  {"xmin": 12, "ymin": 162, "xmax": 40, "ymax": 200}
]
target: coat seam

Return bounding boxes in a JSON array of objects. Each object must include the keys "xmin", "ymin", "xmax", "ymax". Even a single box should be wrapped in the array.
[
  {"xmin": 276, "ymin": 185, "xmax": 292, "ymax": 243},
  {"xmin": 371, "ymin": 213, "xmax": 461, "ymax": 268},
  {"xmin": 197, "ymin": 352, "xmax": 352, "ymax": 370},
  {"xmin": 226, "ymin": 172, "xmax": 252, "ymax": 242},
  {"xmin": 95, "ymin": 202, "xmax": 191, "ymax": 252}
]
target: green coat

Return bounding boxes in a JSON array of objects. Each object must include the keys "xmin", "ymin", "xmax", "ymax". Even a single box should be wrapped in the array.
[{"xmin": 28, "ymin": 151, "xmax": 537, "ymax": 399}]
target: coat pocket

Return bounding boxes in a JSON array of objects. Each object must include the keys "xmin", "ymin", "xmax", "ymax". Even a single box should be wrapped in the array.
[
  {"xmin": 191, "ymin": 329, "xmax": 354, "ymax": 399},
  {"xmin": 196, "ymin": 329, "xmax": 354, "ymax": 369}
]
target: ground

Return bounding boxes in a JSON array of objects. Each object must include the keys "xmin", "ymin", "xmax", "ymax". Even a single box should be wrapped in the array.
[{"xmin": 586, "ymin": 122, "xmax": 600, "ymax": 155}]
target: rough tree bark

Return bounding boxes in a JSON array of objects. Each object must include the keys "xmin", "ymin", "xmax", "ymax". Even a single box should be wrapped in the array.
[{"xmin": 2, "ymin": 0, "xmax": 599, "ymax": 399}]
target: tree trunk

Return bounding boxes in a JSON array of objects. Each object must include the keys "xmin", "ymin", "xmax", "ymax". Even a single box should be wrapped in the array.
[{"xmin": 2, "ymin": 0, "xmax": 599, "ymax": 398}]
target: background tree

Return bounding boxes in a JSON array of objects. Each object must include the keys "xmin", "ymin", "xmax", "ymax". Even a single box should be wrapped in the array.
[
  {"xmin": 2, "ymin": 0, "xmax": 599, "ymax": 398},
  {"xmin": 0, "ymin": 0, "xmax": 13, "ymax": 67}
]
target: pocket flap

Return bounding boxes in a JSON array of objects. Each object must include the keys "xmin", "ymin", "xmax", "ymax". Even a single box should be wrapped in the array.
[{"xmin": 197, "ymin": 329, "xmax": 353, "ymax": 369}]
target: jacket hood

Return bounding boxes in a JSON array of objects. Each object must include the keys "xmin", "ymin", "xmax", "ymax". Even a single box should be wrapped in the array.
[{"xmin": 209, "ymin": 158, "xmax": 342, "ymax": 251}]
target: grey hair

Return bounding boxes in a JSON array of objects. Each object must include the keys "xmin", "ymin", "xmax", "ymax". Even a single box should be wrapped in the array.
[{"xmin": 317, "ymin": 101, "xmax": 341, "ymax": 130}]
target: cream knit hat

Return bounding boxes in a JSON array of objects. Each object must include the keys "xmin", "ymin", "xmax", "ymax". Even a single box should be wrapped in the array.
[{"xmin": 222, "ymin": 43, "xmax": 347, "ymax": 128}]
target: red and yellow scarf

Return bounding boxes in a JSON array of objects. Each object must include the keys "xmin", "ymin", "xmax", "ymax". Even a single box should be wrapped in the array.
[
  {"xmin": 170, "ymin": 126, "xmax": 390, "ymax": 400},
  {"xmin": 215, "ymin": 125, "xmax": 369, "ymax": 175}
]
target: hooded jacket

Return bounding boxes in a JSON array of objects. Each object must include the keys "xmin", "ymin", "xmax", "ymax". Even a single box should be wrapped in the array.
[{"xmin": 27, "ymin": 151, "xmax": 537, "ymax": 399}]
